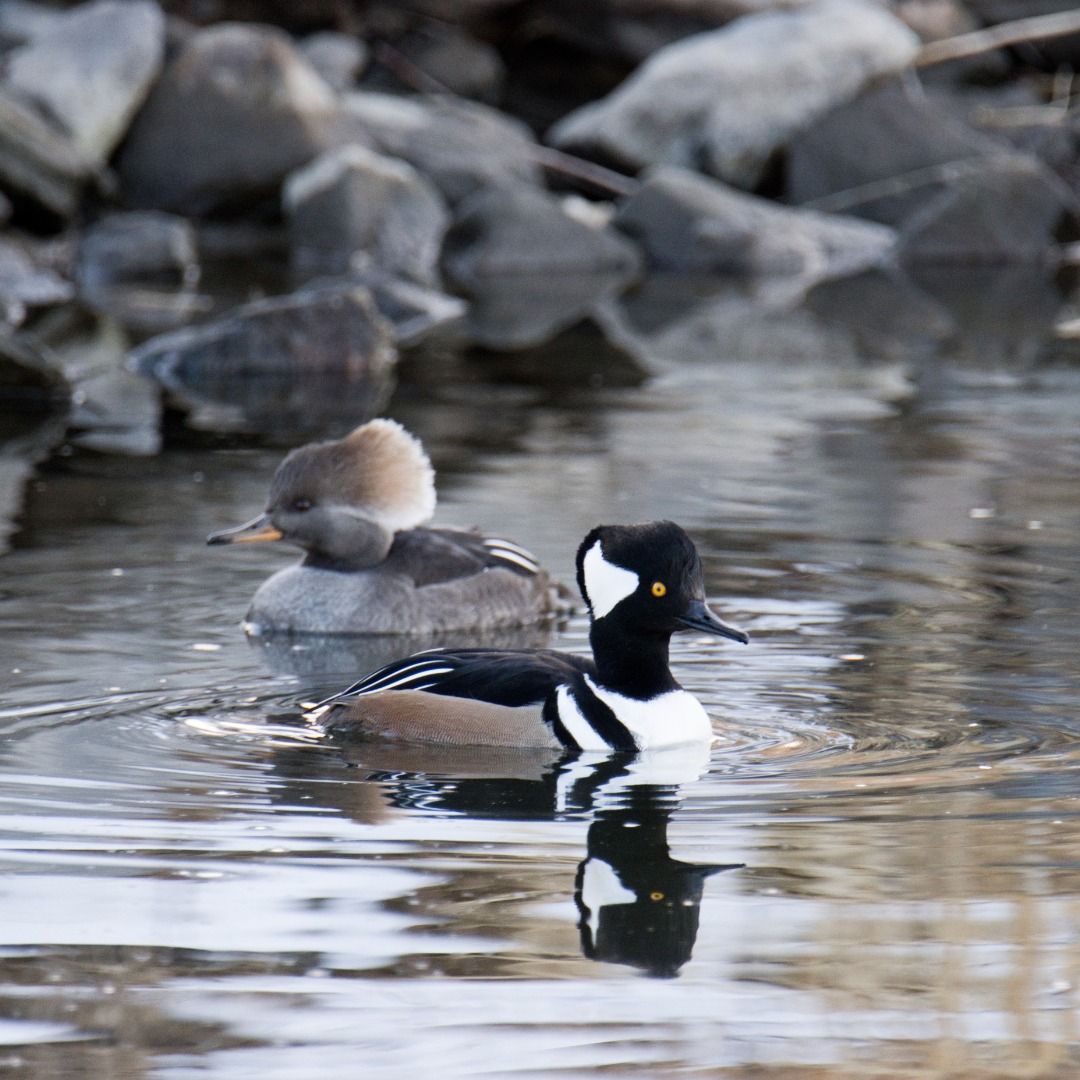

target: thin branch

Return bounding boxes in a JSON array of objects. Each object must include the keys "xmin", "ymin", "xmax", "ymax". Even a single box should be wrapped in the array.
[
  {"xmin": 530, "ymin": 145, "xmax": 639, "ymax": 198},
  {"xmin": 917, "ymin": 10, "xmax": 1080, "ymax": 67}
]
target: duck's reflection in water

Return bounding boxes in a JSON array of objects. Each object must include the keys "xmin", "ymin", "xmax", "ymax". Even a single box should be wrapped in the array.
[
  {"xmin": 271, "ymin": 735, "xmax": 742, "ymax": 978},
  {"xmin": 576, "ymin": 783, "xmax": 741, "ymax": 979}
]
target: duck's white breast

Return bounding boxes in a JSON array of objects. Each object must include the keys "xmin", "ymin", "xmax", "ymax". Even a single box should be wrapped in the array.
[{"xmin": 585, "ymin": 677, "xmax": 713, "ymax": 750}]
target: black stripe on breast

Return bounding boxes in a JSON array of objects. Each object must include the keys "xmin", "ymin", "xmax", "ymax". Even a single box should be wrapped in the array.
[
  {"xmin": 543, "ymin": 695, "xmax": 578, "ymax": 751},
  {"xmin": 568, "ymin": 679, "xmax": 638, "ymax": 753}
]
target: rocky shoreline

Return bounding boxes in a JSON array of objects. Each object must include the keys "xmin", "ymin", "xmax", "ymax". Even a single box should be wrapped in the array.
[{"xmin": 2, "ymin": 0, "xmax": 1080, "ymax": 467}]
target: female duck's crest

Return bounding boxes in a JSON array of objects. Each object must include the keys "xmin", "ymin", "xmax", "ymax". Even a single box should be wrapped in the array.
[{"xmin": 270, "ymin": 419, "xmax": 436, "ymax": 532}]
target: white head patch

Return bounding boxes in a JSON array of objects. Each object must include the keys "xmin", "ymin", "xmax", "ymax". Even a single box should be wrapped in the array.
[{"xmin": 582, "ymin": 539, "xmax": 639, "ymax": 620}]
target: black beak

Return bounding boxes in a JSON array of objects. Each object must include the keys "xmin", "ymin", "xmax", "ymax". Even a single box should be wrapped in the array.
[{"xmin": 675, "ymin": 599, "xmax": 749, "ymax": 644}]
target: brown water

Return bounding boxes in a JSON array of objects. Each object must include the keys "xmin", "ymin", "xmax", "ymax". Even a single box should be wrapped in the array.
[{"xmin": 3, "ymin": 274, "xmax": 1080, "ymax": 1078}]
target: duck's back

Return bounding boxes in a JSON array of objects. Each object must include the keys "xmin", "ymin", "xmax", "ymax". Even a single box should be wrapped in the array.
[{"xmin": 245, "ymin": 527, "xmax": 567, "ymax": 635}]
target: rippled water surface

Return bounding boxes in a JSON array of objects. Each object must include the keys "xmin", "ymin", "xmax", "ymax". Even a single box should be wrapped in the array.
[{"xmin": 3, "ymin": 295, "xmax": 1080, "ymax": 1078}]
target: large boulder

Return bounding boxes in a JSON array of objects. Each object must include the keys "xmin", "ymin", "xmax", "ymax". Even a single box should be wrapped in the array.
[
  {"xmin": 442, "ymin": 184, "xmax": 642, "ymax": 348},
  {"xmin": 899, "ymin": 155, "xmax": 1078, "ymax": 263},
  {"xmin": 3, "ymin": 0, "xmax": 164, "ymax": 165},
  {"xmin": 0, "ymin": 88, "xmax": 100, "ymax": 219},
  {"xmin": 615, "ymin": 165, "xmax": 896, "ymax": 284},
  {"xmin": 283, "ymin": 145, "xmax": 449, "ymax": 284},
  {"xmin": 332, "ymin": 92, "xmax": 542, "ymax": 204},
  {"xmin": 788, "ymin": 80, "xmax": 1022, "ymax": 224},
  {"xmin": 117, "ymin": 23, "xmax": 338, "ymax": 215},
  {"xmin": 548, "ymin": 0, "xmax": 919, "ymax": 188},
  {"xmin": 129, "ymin": 284, "xmax": 396, "ymax": 435}
]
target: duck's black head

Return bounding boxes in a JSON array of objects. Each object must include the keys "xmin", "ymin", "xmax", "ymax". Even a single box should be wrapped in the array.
[{"xmin": 575, "ymin": 521, "xmax": 748, "ymax": 644}]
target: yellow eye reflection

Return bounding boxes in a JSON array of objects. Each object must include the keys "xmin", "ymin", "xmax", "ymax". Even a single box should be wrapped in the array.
[
  {"xmin": 649, "ymin": 890, "xmax": 665, "ymax": 902},
  {"xmin": 651, "ymin": 581, "xmax": 667, "ymax": 598}
]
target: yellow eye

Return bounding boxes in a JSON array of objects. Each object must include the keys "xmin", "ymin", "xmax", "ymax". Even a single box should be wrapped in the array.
[
  {"xmin": 651, "ymin": 581, "xmax": 667, "ymax": 598},
  {"xmin": 650, "ymin": 891, "xmax": 665, "ymax": 902}
]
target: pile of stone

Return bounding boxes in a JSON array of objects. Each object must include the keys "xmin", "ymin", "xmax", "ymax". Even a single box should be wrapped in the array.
[{"xmin": 1, "ymin": 0, "xmax": 1079, "ymax": 446}]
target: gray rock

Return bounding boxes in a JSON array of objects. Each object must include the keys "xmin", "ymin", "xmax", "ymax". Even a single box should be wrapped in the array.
[
  {"xmin": 787, "ymin": 79, "xmax": 1023, "ymax": 226},
  {"xmin": 283, "ymin": 145, "xmax": 449, "ymax": 284},
  {"xmin": 299, "ymin": 31, "xmax": 368, "ymax": 92},
  {"xmin": 0, "ymin": 0, "xmax": 67, "ymax": 46},
  {"xmin": 129, "ymin": 284, "xmax": 396, "ymax": 436},
  {"xmin": 0, "ymin": 88, "xmax": 99, "ymax": 219},
  {"xmin": 616, "ymin": 166, "xmax": 896, "ymax": 285},
  {"xmin": 315, "ymin": 269, "xmax": 466, "ymax": 346},
  {"xmin": 76, "ymin": 211, "xmax": 199, "ymax": 288},
  {"xmin": 548, "ymin": 0, "xmax": 919, "ymax": 188},
  {"xmin": 46, "ymin": 315, "xmax": 162, "ymax": 455},
  {"xmin": 3, "ymin": 0, "xmax": 165, "ymax": 165},
  {"xmin": 388, "ymin": 24, "xmax": 505, "ymax": 102},
  {"xmin": 445, "ymin": 185, "xmax": 642, "ymax": 283},
  {"xmin": 117, "ymin": 23, "xmax": 338, "ymax": 215},
  {"xmin": 442, "ymin": 184, "xmax": 642, "ymax": 348},
  {"xmin": 899, "ymin": 154, "xmax": 1078, "ymax": 263},
  {"xmin": 333, "ymin": 91, "xmax": 542, "ymax": 204},
  {"xmin": 0, "ymin": 235, "xmax": 74, "ymax": 325}
]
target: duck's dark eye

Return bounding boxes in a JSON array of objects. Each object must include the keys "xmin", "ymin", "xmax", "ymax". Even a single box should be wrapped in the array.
[
  {"xmin": 292, "ymin": 497, "xmax": 312, "ymax": 512},
  {"xmin": 651, "ymin": 581, "xmax": 667, "ymax": 598}
]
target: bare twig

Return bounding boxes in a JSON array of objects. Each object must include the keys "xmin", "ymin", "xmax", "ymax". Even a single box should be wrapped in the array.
[
  {"xmin": 917, "ymin": 10, "xmax": 1080, "ymax": 68},
  {"xmin": 530, "ymin": 145, "xmax": 639, "ymax": 199},
  {"xmin": 800, "ymin": 156, "xmax": 994, "ymax": 215},
  {"xmin": 372, "ymin": 41, "xmax": 450, "ymax": 95}
]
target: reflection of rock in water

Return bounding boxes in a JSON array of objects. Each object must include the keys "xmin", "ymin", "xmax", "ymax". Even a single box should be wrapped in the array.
[
  {"xmin": 268, "ymin": 736, "xmax": 738, "ymax": 976},
  {"xmin": 0, "ymin": 347, "xmax": 69, "ymax": 552},
  {"xmin": 576, "ymin": 786, "xmax": 741, "ymax": 979},
  {"xmin": 130, "ymin": 283, "xmax": 396, "ymax": 438}
]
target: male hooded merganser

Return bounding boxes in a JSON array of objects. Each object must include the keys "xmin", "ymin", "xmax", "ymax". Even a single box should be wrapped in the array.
[
  {"xmin": 208, "ymin": 419, "xmax": 567, "ymax": 635},
  {"xmin": 314, "ymin": 520, "xmax": 749, "ymax": 751}
]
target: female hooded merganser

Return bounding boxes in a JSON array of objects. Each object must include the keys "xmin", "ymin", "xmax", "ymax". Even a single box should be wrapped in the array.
[
  {"xmin": 314, "ymin": 520, "xmax": 748, "ymax": 751},
  {"xmin": 208, "ymin": 419, "xmax": 567, "ymax": 635}
]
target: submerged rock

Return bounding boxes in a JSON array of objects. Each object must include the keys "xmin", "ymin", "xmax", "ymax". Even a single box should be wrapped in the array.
[
  {"xmin": 129, "ymin": 284, "xmax": 396, "ymax": 435},
  {"xmin": 283, "ymin": 145, "xmax": 449, "ymax": 284},
  {"xmin": 616, "ymin": 165, "xmax": 896, "ymax": 284},
  {"xmin": 76, "ymin": 211, "xmax": 199, "ymax": 288},
  {"xmin": 3, "ymin": 0, "xmax": 164, "ymax": 165},
  {"xmin": 333, "ymin": 92, "xmax": 542, "ymax": 204},
  {"xmin": 43, "ymin": 313, "xmax": 162, "ymax": 455},
  {"xmin": 442, "ymin": 184, "xmax": 642, "ymax": 348},
  {"xmin": 117, "ymin": 23, "xmax": 337, "ymax": 214},
  {"xmin": 467, "ymin": 314, "xmax": 649, "ymax": 388},
  {"xmin": 549, "ymin": 0, "xmax": 919, "ymax": 188},
  {"xmin": 328, "ymin": 269, "xmax": 466, "ymax": 346}
]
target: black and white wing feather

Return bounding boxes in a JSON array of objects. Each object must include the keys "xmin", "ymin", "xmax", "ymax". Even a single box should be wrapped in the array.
[{"xmin": 323, "ymin": 647, "xmax": 594, "ymax": 709}]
